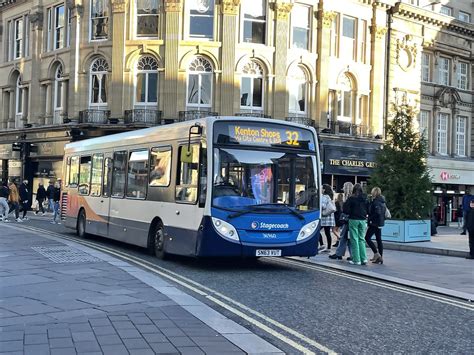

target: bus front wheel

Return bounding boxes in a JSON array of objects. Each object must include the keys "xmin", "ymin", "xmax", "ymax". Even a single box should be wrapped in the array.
[
  {"xmin": 153, "ymin": 223, "xmax": 168, "ymax": 260},
  {"xmin": 77, "ymin": 210, "xmax": 88, "ymax": 239}
]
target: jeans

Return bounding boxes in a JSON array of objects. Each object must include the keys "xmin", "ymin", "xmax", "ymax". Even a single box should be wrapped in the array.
[
  {"xmin": 9, "ymin": 202, "xmax": 19, "ymax": 219},
  {"xmin": 365, "ymin": 225, "xmax": 383, "ymax": 256},
  {"xmin": 349, "ymin": 219, "xmax": 367, "ymax": 264},
  {"xmin": 0, "ymin": 197, "xmax": 9, "ymax": 219},
  {"xmin": 52, "ymin": 201, "xmax": 60, "ymax": 223},
  {"xmin": 335, "ymin": 224, "xmax": 352, "ymax": 257},
  {"xmin": 48, "ymin": 199, "xmax": 54, "ymax": 212}
]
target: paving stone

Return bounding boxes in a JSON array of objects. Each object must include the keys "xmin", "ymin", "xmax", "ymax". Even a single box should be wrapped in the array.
[
  {"xmin": 130, "ymin": 317, "xmax": 154, "ymax": 325},
  {"xmin": 141, "ymin": 332, "xmax": 168, "ymax": 343},
  {"xmin": 49, "ymin": 337, "xmax": 74, "ymax": 348},
  {"xmin": 23, "ymin": 344, "xmax": 50, "ymax": 355},
  {"xmin": 91, "ymin": 326, "xmax": 117, "ymax": 336},
  {"xmin": 128, "ymin": 349, "xmax": 155, "ymax": 355},
  {"xmin": 160, "ymin": 328, "xmax": 186, "ymax": 337},
  {"xmin": 122, "ymin": 337, "xmax": 150, "ymax": 349},
  {"xmin": 112, "ymin": 321, "xmax": 135, "ymax": 329},
  {"xmin": 116, "ymin": 328, "xmax": 142, "ymax": 339},
  {"xmin": 69, "ymin": 323, "xmax": 93, "ymax": 332},
  {"xmin": 25, "ymin": 333, "xmax": 49, "ymax": 345},
  {"xmin": 96, "ymin": 334, "xmax": 123, "ymax": 346},
  {"xmin": 177, "ymin": 346, "xmax": 206, "ymax": 355},
  {"xmin": 88, "ymin": 318, "xmax": 111, "ymax": 327},
  {"xmin": 0, "ymin": 340, "xmax": 23, "ymax": 352},
  {"xmin": 135, "ymin": 324, "xmax": 159, "ymax": 334},
  {"xmin": 149, "ymin": 342, "xmax": 180, "ymax": 354},
  {"xmin": 100, "ymin": 344, "xmax": 129, "ymax": 355},
  {"xmin": 151, "ymin": 320, "xmax": 175, "ymax": 328},
  {"xmin": 72, "ymin": 332, "xmax": 96, "ymax": 342},
  {"xmin": 47, "ymin": 328, "xmax": 71, "ymax": 338},
  {"xmin": 108, "ymin": 316, "xmax": 129, "ymax": 321},
  {"xmin": 51, "ymin": 347, "xmax": 76, "ymax": 355},
  {"xmin": 73, "ymin": 341, "xmax": 101, "ymax": 353},
  {"xmin": 167, "ymin": 336, "xmax": 196, "ymax": 347},
  {"xmin": 0, "ymin": 331, "xmax": 24, "ymax": 341}
]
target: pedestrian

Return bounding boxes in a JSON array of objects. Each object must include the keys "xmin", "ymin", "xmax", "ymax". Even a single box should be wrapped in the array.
[
  {"xmin": 319, "ymin": 184, "xmax": 336, "ymax": 252},
  {"xmin": 8, "ymin": 183, "xmax": 21, "ymax": 222},
  {"xmin": 19, "ymin": 179, "xmax": 30, "ymax": 220},
  {"xmin": 51, "ymin": 181, "xmax": 61, "ymax": 224},
  {"xmin": 343, "ymin": 183, "xmax": 369, "ymax": 265},
  {"xmin": 465, "ymin": 199, "xmax": 474, "ymax": 260},
  {"xmin": 457, "ymin": 204, "xmax": 463, "ymax": 229},
  {"xmin": 35, "ymin": 182, "xmax": 47, "ymax": 215},
  {"xmin": 0, "ymin": 181, "xmax": 10, "ymax": 222},
  {"xmin": 332, "ymin": 193, "xmax": 344, "ymax": 247},
  {"xmin": 365, "ymin": 187, "xmax": 387, "ymax": 264},
  {"xmin": 329, "ymin": 182, "xmax": 353, "ymax": 261},
  {"xmin": 431, "ymin": 208, "xmax": 438, "ymax": 236},
  {"xmin": 47, "ymin": 180, "xmax": 55, "ymax": 212},
  {"xmin": 461, "ymin": 190, "xmax": 473, "ymax": 235}
]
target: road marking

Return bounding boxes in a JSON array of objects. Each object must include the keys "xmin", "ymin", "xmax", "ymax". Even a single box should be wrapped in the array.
[
  {"xmin": 8, "ymin": 224, "xmax": 334, "ymax": 355},
  {"xmin": 271, "ymin": 258, "xmax": 474, "ymax": 311}
]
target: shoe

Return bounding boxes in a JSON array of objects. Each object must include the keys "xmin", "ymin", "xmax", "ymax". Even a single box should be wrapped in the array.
[
  {"xmin": 57, "ymin": 222, "xmax": 61, "ymax": 225},
  {"xmin": 34, "ymin": 211, "xmax": 38, "ymax": 215},
  {"xmin": 460, "ymin": 232, "xmax": 466, "ymax": 235},
  {"xmin": 3, "ymin": 218, "xmax": 9, "ymax": 223},
  {"xmin": 321, "ymin": 248, "xmax": 331, "ymax": 253},
  {"xmin": 466, "ymin": 255, "xmax": 474, "ymax": 260},
  {"xmin": 349, "ymin": 261, "xmax": 361, "ymax": 265},
  {"xmin": 371, "ymin": 253, "xmax": 382, "ymax": 263},
  {"xmin": 346, "ymin": 257, "xmax": 352, "ymax": 261},
  {"xmin": 361, "ymin": 261, "xmax": 367, "ymax": 265},
  {"xmin": 42, "ymin": 212, "xmax": 46, "ymax": 216},
  {"xmin": 332, "ymin": 241, "xmax": 340, "ymax": 247},
  {"xmin": 50, "ymin": 221, "xmax": 56, "ymax": 224},
  {"xmin": 22, "ymin": 217, "xmax": 29, "ymax": 221},
  {"xmin": 329, "ymin": 254, "xmax": 342, "ymax": 260},
  {"xmin": 318, "ymin": 245, "xmax": 327, "ymax": 252},
  {"xmin": 16, "ymin": 218, "xmax": 23, "ymax": 223}
]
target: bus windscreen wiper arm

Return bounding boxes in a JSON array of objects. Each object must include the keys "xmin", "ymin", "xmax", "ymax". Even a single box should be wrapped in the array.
[
  {"xmin": 228, "ymin": 203, "xmax": 305, "ymax": 220},
  {"xmin": 255, "ymin": 203, "xmax": 305, "ymax": 220}
]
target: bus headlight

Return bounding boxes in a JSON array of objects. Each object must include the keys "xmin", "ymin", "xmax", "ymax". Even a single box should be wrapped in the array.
[
  {"xmin": 212, "ymin": 218, "xmax": 240, "ymax": 242},
  {"xmin": 297, "ymin": 221, "xmax": 319, "ymax": 242}
]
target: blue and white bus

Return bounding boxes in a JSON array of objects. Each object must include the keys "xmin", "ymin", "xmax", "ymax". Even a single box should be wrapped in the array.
[{"xmin": 62, "ymin": 116, "xmax": 321, "ymax": 258}]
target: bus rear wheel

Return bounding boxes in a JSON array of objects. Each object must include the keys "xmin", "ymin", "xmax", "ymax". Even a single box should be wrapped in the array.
[
  {"xmin": 77, "ymin": 210, "xmax": 88, "ymax": 239},
  {"xmin": 153, "ymin": 223, "xmax": 168, "ymax": 260}
]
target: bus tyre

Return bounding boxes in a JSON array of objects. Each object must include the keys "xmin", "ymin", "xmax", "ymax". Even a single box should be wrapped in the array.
[
  {"xmin": 153, "ymin": 223, "xmax": 168, "ymax": 260},
  {"xmin": 77, "ymin": 210, "xmax": 88, "ymax": 239}
]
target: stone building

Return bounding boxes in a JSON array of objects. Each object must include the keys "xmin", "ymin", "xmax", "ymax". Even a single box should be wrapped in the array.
[{"xmin": 0, "ymin": 0, "xmax": 472, "ymax": 222}]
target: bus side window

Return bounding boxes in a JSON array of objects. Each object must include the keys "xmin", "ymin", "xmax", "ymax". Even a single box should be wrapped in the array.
[
  {"xmin": 176, "ymin": 144, "xmax": 200, "ymax": 203},
  {"xmin": 69, "ymin": 156, "xmax": 79, "ymax": 187},
  {"xmin": 102, "ymin": 158, "xmax": 112, "ymax": 197},
  {"xmin": 90, "ymin": 154, "xmax": 104, "ymax": 197},
  {"xmin": 111, "ymin": 151, "xmax": 127, "ymax": 198},
  {"xmin": 149, "ymin": 147, "xmax": 172, "ymax": 187},
  {"xmin": 126, "ymin": 150, "xmax": 149, "ymax": 199},
  {"xmin": 65, "ymin": 157, "xmax": 71, "ymax": 187},
  {"xmin": 79, "ymin": 156, "xmax": 92, "ymax": 195}
]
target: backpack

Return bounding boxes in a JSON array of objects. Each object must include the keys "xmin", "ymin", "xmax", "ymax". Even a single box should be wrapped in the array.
[{"xmin": 371, "ymin": 201, "xmax": 386, "ymax": 227}]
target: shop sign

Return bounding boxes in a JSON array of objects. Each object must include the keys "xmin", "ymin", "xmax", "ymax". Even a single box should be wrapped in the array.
[
  {"xmin": 440, "ymin": 171, "xmax": 461, "ymax": 181},
  {"xmin": 323, "ymin": 147, "xmax": 377, "ymax": 176},
  {"xmin": 30, "ymin": 141, "xmax": 66, "ymax": 157}
]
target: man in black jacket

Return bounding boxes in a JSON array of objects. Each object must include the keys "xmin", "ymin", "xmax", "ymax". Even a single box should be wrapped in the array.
[
  {"xmin": 466, "ymin": 199, "xmax": 474, "ymax": 260},
  {"xmin": 19, "ymin": 179, "xmax": 30, "ymax": 220},
  {"xmin": 35, "ymin": 182, "xmax": 47, "ymax": 215},
  {"xmin": 46, "ymin": 181, "xmax": 55, "ymax": 212}
]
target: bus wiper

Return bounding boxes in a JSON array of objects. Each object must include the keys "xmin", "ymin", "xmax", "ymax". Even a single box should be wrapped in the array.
[
  {"xmin": 228, "ymin": 203, "xmax": 305, "ymax": 220},
  {"xmin": 255, "ymin": 203, "xmax": 305, "ymax": 220}
]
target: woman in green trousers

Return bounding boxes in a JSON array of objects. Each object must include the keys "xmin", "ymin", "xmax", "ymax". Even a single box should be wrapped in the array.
[{"xmin": 343, "ymin": 183, "xmax": 369, "ymax": 265}]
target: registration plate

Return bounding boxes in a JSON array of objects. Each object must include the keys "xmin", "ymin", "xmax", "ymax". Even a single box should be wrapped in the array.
[{"xmin": 256, "ymin": 249, "xmax": 282, "ymax": 257}]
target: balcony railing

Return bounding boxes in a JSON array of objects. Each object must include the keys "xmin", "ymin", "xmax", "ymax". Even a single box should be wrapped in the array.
[
  {"xmin": 323, "ymin": 121, "xmax": 369, "ymax": 137},
  {"xmin": 178, "ymin": 110, "xmax": 218, "ymax": 122},
  {"xmin": 285, "ymin": 116, "xmax": 314, "ymax": 127},
  {"xmin": 78, "ymin": 109, "xmax": 111, "ymax": 124},
  {"xmin": 124, "ymin": 109, "xmax": 163, "ymax": 125},
  {"xmin": 235, "ymin": 112, "xmax": 271, "ymax": 118}
]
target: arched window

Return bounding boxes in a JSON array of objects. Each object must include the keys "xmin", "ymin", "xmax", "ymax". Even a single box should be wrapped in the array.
[
  {"xmin": 337, "ymin": 73, "xmax": 354, "ymax": 121},
  {"xmin": 53, "ymin": 65, "xmax": 63, "ymax": 122},
  {"xmin": 90, "ymin": 57, "xmax": 109, "ymax": 107},
  {"xmin": 240, "ymin": 61, "xmax": 264, "ymax": 112},
  {"xmin": 135, "ymin": 56, "xmax": 159, "ymax": 106},
  {"xmin": 187, "ymin": 56, "xmax": 213, "ymax": 110},
  {"xmin": 288, "ymin": 66, "xmax": 308, "ymax": 117}
]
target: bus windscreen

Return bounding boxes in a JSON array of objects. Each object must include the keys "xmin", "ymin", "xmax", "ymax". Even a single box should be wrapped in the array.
[{"xmin": 214, "ymin": 121, "xmax": 316, "ymax": 151}]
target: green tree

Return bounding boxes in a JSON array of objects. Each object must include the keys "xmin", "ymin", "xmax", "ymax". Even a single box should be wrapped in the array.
[{"xmin": 369, "ymin": 103, "xmax": 432, "ymax": 220}]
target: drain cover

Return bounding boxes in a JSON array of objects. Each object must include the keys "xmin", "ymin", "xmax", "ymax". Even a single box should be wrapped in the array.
[{"xmin": 32, "ymin": 246, "xmax": 101, "ymax": 263}]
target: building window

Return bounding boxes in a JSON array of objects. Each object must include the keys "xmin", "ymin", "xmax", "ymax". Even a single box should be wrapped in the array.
[
  {"xmin": 437, "ymin": 113, "xmax": 448, "ymax": 155},
  {"xmin": 90, "ymin": 0, "xmax": 109, "ymax": 40},
  {"xmin": 136, "ymin": 0, "xmax": 159, "ymax": 37},
  {"xmin": 337, "ymin": 73, "xmax": 354, "ymax": 121},
  {"xmin": 242, "ymin": 0, "xmax": 266, "ymax": 44},
  {"xmin": 341, "ymin": 16, "xmax": 356, "ymax": 61},
  {"xmin": 288, "ymin": 66, "xmax": 308, "ymax": 117},
  {"xmin": 419, "ymin": 110, "xmax": 429, "ymax": 138},
  {"xmin": 359, "ymin": 20, "xmax": 367, "ymax": 63},
  {"xmin": 455, "ymin": 116, "xmax": 466, "ymax": 156},
  {"xmin": 190, "ymin": 0, "xmax": 214, "ymax": 39},
  {"xmin": 438, "ymin": 57, "xmax": 450, "ymax": 86},
  {"xmin": 421, "ymin": 53, "xmax": 430, "ymax": 82},
  {"xmin": 54, "ymin": 5, "xmax": 65, "ymax": 49},
  {"xmin": 456, "ymin": 62, "xmax": 468, "ymax": 90},
  {"xmin": 135, "ymin": 56, "xmax": 159, "ymax": 106},
  {"xmin": 53, "ymin": 65, "xmax": 64, "ymax": 123},
  {"xmin": 90, "ymin": 58, "xmax": 109, "ymax": 106},
  {"xmin": 440, "ymin": 5, "xmax": 452, "ymax": 16},
  {"xmin": 330, "ymin": 14, "xmax": 339, "ymax": 57},
  {"xmin": 240, "ymin": 61, "xmax": 264, "ymax": 112},
  {"xmin": 14, "ymin": 18, "xmax": 23, "ymax": 59},
  {"xmin": 291, "ymin": 5, "xmax": 310, "ymax": 50},
  {"xmin": 458, "ymin": 11, "xmax": 471, "ymax": 23},
  {"xmin": 15, "ymin": 76, "xmax": 23, "ymax": 116},
  {"xmin": 187, "ymin": 56, "xmax": 213, "ymax": 110}
]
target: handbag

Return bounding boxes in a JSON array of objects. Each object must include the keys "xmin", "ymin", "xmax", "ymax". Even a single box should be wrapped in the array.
[
  {"xmin": 385, "ymin": 207, "xmax": 391, "ymax": 219},
  {"xmin": 322, "ymin": 198, "xmax": 337, "ymax": 217},
  {"xmin": 339, "ymin": 213, "xmax": 350, "ymax": 224}
]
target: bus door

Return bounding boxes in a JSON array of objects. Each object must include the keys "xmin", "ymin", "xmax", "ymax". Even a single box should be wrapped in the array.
[{"xmin": 98, "ymin": 156, "xmax": 113, "ymax": 236}]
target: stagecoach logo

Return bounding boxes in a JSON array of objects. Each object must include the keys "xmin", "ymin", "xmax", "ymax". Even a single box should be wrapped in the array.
[{"xmin": 251, "ymin": 221, "xmax": 289, "ymax": 230}]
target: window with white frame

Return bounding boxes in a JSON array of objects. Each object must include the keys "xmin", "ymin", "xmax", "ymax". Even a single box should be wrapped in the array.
[
  {"xmin": 440, "ymin": 5, "xmax": 452, "ymax": 16},
  {"xmin": 240, "ymin": 61, "xmax": 264, "ymax": 112},
  {"xmin": 15, "ymin": 76, "xmax": 23, "ymax": 115},
  {"xmin": 438, "ymin": 57, "xmax": 450, "ymax": 86},
  {"xmin": 341, "ymin": 16, "xmax": 356, "ymax": 61},
  {"xmin": 187, "ymin": 56, "xmax": 213, "ymax": 110},
  {"xmin": 291, "ymin": 5, "xmax": 310, "ymax": 50},
  {"xmin": 242, "ymin": 0, "xmax": 266, "ymax": 44},
  {"xmin": 457, "ymin": 61, "xmax": 468, "ymax": 90},
  {"xmin": 14, "ymin": 18, "xmax": 23, "ymax": 59},
  {"xmin": 458, "ymin": 11, "xmax": 471, "ymax": 23},
  {"xmin": 455, "ymin": 116, "xmax": 466, "ymax": 156},
  {"xmin": 421, "ymin": 53, "xmax": 430, "ymax": 82},
  {"xmin": 330, "ymin": 14, "xmax": 339, "ymax": 57},
  {"xmin": 54, "ymin": 5, "xmax": 65, "ymax": 50},
  {"xmin": 135, "ymin": 56, "xmax": 159, "ymax": 106},
  {"xmin": 437, "ymin": 113, "xmax": 448, "ymax": 155},
  {"xmin": 288, "ymin": 66, "xmax": 308, "ymax": 117},
  {"xmin": 190, "ymin": 0, "xmax": 214, "ymax": 39},
  {"xmin": 337, "ymin": 73, "xmax": 354, "ymax": 121},
  {"xmin": 136, "ymin": 0, "xmax": 159, "ymax": 37},
  {"xmin": 359, "ymin": 19, "xmax": 367, "ymax": 63},
  {"xmin": 90, "ymin": 0, "xmax": 109, "ymax": 40},
  {"xmin": 419, "ymin": 110, "xmax": 429, "ymax": 138},
  {"xmin": 90, "ymin": 58, "xmax": 109, "ymax": 106}
]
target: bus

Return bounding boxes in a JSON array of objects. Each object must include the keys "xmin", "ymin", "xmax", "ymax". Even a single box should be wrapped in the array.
[{"xmin": 62, "ymin": 116, "xmax": 321, "ymax": 258}]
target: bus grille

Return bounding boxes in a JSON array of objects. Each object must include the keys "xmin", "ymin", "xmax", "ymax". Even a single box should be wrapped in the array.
[{"xmin": 60, "ymin": 193, "xmax": 68, "ymax": 220}]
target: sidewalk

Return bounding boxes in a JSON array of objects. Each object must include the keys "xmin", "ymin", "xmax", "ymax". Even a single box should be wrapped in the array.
[
  {"xmin": 0, "ymin": 223, "xmax": 282, "ymax": 355},
  {"xmin": 383, "ymin": 226, "xmax": 470, "ymax": 258}
]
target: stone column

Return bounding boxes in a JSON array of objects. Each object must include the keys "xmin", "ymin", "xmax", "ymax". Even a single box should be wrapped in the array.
[
  {"xmin": 369, "ymin": 24, "xmax": 387, "ymax": 136},
  {"xmin": 28, "ymin": 9, "xmax": 44, "ymax": 126},
  {"xmin": 273, "ymin": 1, "xmax": 292, "ymax": 120},
  {"xmin": 45, "ymin": 83, "xmax": 52, "ymax": 125},
  {"xmin": 22, "ymin": 87, "xmax": 28, "ymax": 126},
  {"xmin": 1, "ymin": 91, "xmax": 8, "ymax": 129},
  {"xmin": 163, "ymin": 0, "xmax": 182, "ymax": 119},
  {"xmin": 220, "ymin": 0, "xmax": 240, "ymax": 116},
  {"xmin": 67, "ymin": 2, "xmax": 83, "ymax": 120},
  {"xmin": 8, "ymin": 89, "xmax": 15, "ymax": 129},
  {"xmin": 316, "ymin": 10, "xmax": 337, "ymax": 127}
]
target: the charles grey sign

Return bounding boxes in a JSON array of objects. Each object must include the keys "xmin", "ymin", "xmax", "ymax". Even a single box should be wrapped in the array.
[{"xmin": 324, "ymin": 147, "xmax": 377, "ymax": 176}]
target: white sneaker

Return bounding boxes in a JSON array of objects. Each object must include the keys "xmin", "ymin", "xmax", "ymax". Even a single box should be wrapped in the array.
[
  {"xmin": 349, "ymin": 261, "xmax": 361, "ymax": 265},
  {"xmin": 42, "ymin": 212, "xmax": 46, "ymax": 216},
  {"xmin": 56, "ymin": 222, "xmax": 61, "ymax": 225},
  {"xmin": 318, "ymin": 246, "xmax": 327, "ymax": 252},
  {"xmin": 50, "ymin": 221, "xmax": 56, "ymax": 224},
  {"xmin": 16, "ymin": 218, "xmax": 23, "ymax": 223},
  {"xmin": 22, "ymin": 217, "xmax": 29, "ymax": 221},
  {"xmin": 3, "ymin": 218, "xmax": 9, "ymax": 223}
]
